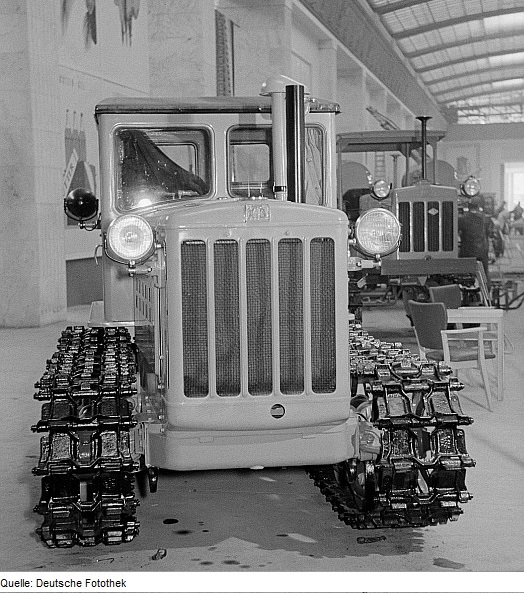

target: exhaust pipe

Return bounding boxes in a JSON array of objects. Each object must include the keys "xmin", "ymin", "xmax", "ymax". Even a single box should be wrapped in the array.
[
  {"xmin": 416, "ymin": 116, "xmax": 431, "ymax": 182},
  {"xmin": 286, "ymin": 84, "xmax": 306, "ymax": 203}
]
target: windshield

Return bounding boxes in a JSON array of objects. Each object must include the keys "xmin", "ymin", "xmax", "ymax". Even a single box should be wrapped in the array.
[
  {"xmin": 228, "ymin": 125, "xmax": 325, "ymax": 204},
  {"xmin": 115, "ymin": 127, "xmax": 212, "ymax": 212}
]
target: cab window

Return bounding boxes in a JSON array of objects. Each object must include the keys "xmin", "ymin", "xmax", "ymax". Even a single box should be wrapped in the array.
[
  {"xmin": 228, "ymin": 125, "xmax": 325, "ymax": 204},
  {"xmin": 115, "ymin": 127, "xmax": 212, "ymax": 212},
  {"xmin": 229, "ymin": 127, "xmax": 273, "ymax": 198}
]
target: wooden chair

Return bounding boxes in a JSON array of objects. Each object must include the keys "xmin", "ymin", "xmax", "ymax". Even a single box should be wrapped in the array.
[{"xmin": 408, "ymin": 300, "xmax": 496, "ymax": 411}]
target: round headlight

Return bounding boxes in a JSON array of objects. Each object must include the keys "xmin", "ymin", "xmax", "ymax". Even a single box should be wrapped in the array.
[
  {"xmin": 371, "ymin": 179, "xmax": 391, "ymax": 200},
  {"xmin": 461, "ymin": 176, "xmax": 481, "ymax": 197},
  {"xmin": 64, "ymin": 188, "xmax": 98, "ymax": 221},
  {"xmin": 354, "ymin": 208, "xmax": 401, "ymax": 257},
  {"xmin": 107, "ymin": 215, "xmax": 154, "ymax": 262}
]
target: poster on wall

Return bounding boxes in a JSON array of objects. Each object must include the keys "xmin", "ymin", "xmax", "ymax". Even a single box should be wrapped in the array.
[
  {"xmin": 59, "ymin": 0, "xmax": 148, "ymax": 88},
  {"xmin": 58, "ymin": 0, "xmax": 149, "ymax": 237},
  {"xmin": 59, "ymin": 0, "xmax": 149, "ymax": 199}
]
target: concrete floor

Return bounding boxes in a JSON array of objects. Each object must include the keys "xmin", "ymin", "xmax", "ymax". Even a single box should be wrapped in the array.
[{"xmin": 1, "ymin": 252, "xmax": 523, "ymax": 590}]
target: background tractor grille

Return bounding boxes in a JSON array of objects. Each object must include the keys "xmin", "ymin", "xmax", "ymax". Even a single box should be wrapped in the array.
[
  {"xmin": 180, "ymin": 236, "xmax": 336, "ymax": 398},
  {"xmin": 397, "ymin": 196, "xmax": 455, "ymax": 256}
]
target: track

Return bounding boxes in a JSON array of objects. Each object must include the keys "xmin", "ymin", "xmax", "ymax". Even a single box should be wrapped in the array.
[
  {"xmin": 32, "ymin": 323, "xmax": 475, "ymax": 547},
  {"xmin": 308, "ymin": 322, "xmax": 475, "ymax": 529},
  {"xmin": 32, "ymin": 327, "xmax": 140, "ymax": 547}
]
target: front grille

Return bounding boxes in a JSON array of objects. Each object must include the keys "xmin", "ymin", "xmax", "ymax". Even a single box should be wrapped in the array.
[
  {"xmin": 310, "ymin": 238, "xmax": 336, "ymax": 392},
  {"xmin": 246, "ymin": 239, "xmax": 272, "ymax": 395},
  {"xmin": 398, "ymin": 197, "xmax": 455, "ymax": 255},
  {"xmin": 214, "ymin": 240, "xmax": 241, "ymax": 397},
  {"xmin": 181, "ymin": 241, "xmax": 209, "ymax": 397},
  {"xmin": 278, "ymin": 239, "xmax": 304, "ymax": 394},
  {"xmin": 180, "ymin": 236, "xmax": 336, "ymax": 398}
]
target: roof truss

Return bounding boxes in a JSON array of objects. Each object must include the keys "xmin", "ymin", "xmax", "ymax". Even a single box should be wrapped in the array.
[{"xmin": 390, "ymin": 8, "xmax": 524, "ymax": 41}]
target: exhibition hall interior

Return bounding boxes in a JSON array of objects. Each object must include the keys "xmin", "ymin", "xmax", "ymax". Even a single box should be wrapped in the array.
[{"xmin": 1, "ymin": 0, "xmax": 523, "ymax": 586}]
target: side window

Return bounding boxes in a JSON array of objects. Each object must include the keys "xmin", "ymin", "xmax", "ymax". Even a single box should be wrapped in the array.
[{"xmin": 305, "ymin": 126, "xmax": 324, "ymax": 206}]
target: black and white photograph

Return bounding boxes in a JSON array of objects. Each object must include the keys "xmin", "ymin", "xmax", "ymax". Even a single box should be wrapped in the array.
[{"xmin": 0, "ymin": 1, "xmax": 523, "ymax": 592}]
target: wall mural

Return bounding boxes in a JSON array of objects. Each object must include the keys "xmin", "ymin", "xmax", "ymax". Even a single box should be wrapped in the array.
[
  {"xmin": 84, "ymin": 0, "xmax": 97, "ymax": 47},
  {"xmin": 115, "ymin": 0, "xmax": 141, "ymax": 46},
  {"xmin": 61, "ymin": 0, "xmax": 140, "ymax": 48},
  {"xmin": 60, "ymin": 0, "xmax": 143, "ymax": 210}
]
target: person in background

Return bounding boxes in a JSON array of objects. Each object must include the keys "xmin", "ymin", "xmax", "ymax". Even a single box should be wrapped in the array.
[
  {"xmin": 491, "ymin": 201, "xmax": 509, "ymax": 259},
  {"xmin": 458, "ymin": 196, "xmax": 491, "ymax": 284},
  {"xmin": 496, "ymin": 201, "xmax": 510, "ymax": 233},
  {"xmin": 510, "ymin": 201, "xmax": 524, "ymax": 235}
]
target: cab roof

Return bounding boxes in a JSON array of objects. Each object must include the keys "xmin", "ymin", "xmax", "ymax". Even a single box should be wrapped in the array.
[{"xmin": 95, "ymin": 95, "xmax": 340, "ymax": 116}]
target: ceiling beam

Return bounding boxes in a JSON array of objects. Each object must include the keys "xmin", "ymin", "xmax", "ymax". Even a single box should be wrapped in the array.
[
  {"xmin": 372, "ymin": 0, "xmax": 430, "ymax": 15},
  {"xmin": 423, "ymin": 64, "xmax": 524, "ymax": 87},
  {"xmin": 404, "ymin": 30, "xmax": 524, "ymax": 59},
  {"xmin": 458, "ymin": 101, "xmax": 523, "ymax": 112},
  {"xmin": 457, "ymin": 106, "xmax": 523, "ymax": 118},
  {"xmin": 389, "ymin": 8, "xmax": 524, "ymax": 40},
  {"xmin": 452, "ymin": 92, "xmax": 524, "ymax": 109},
  {"xmin": 414, "ymin": 49, "xmax": 524, "ymax": 75},
  {"xmin": 433, "ymin": 75, "xmax": 524, "ymax": 98},
  {"xmin": 437, "ymin": 82, "xmax": 524, "ymax": 103}
]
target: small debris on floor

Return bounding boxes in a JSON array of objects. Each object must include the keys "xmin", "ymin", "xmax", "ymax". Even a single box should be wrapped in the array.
[
  {"xmin": 433, "ymin": 557, "xmax": 465, "ymax": 570},
  {"xmin": 152, "ymin": 548, "xmax": 167, "ymax": 561},
  {"xmin": 357, "ymin": 535, "xmax": 387, "ymax": 544}
]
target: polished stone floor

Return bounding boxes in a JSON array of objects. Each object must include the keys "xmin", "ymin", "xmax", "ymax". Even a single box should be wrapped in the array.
[{"xmin": 1, "ymin": 253, "xmax": 523, "ymax": 591}]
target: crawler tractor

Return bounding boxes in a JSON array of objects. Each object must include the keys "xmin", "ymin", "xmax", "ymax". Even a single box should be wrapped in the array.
[{"xmin": 32, "ymin": 76, "xmax": 474, "ymax": 547}]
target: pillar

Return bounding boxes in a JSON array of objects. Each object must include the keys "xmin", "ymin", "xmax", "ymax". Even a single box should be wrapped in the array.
[{"xmin": 0, "ymin": 0, "xmax": 65, "ymax": 327}]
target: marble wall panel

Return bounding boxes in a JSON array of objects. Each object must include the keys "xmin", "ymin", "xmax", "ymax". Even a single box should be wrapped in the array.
[
  {"xmin": 218, "ymin": 1, "xmax": 293, "ymax": 96},
  {"xmin": 149, "ymin": 0, "xmax": 215, "ymax": 96}
]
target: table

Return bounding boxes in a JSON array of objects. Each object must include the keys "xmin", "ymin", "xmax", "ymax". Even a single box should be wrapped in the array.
[{"xmin": 446, "ymin": 307, "xmax": 505, "ymax": 400}]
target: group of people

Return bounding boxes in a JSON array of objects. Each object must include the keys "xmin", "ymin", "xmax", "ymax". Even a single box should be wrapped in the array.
[
  {"xmin": 496, "ymin": 200, "xmax": 523, "ymax": 235},
  {"xmin": 458, "ymin": 198, "xmax": 523, "ymax": 284}
]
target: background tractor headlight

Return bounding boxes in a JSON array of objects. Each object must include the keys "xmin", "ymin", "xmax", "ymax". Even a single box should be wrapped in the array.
[
  {"xmin": 461, "ymin": 176, "xmax": 481, "ymax": 197},
  {"xmin": 371, "ymin": 179, "xmax": 391, "ymax": 200},
  {"xmin": 107, "ymin": 215, "xmax": 154, "ymax": 262},
  {"xmin": 354, "ymin": 208, "xmax": 401, "ymax": 257}
]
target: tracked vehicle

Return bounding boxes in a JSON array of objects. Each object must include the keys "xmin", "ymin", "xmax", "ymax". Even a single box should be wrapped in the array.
[
  {"xmin": 33, "ymin": 76, "xmax": 474, "ymax": 547},
  {"xmin": 339, "ymin": 120, "xmax": 488, "ymax": 317}
]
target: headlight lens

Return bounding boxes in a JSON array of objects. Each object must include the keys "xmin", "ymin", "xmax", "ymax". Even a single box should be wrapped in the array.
[
  {"xmin": 107, "ymin": 215, "xmax": 154, "ymax": 262},
  {"xmin": 371, "ymin": 179, "xmax": 391, "ymax": 200},
  {"xmin": 461, "ymin": 176, "xmax": 481, "ymax": 197},
  {"xmin": 354, "ymin": 208, "xmax": 401, "ymax": 257}
]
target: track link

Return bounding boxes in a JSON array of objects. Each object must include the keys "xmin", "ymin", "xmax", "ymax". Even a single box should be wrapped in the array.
[
  {"xmin": 307, "ymin": 322, "xmax": 475, "ymax": 529},
  {"xmin": 32, "ymin": 326, "xmax": 140, "ymax": 547}
]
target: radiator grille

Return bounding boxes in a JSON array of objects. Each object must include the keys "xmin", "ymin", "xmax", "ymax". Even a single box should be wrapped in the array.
[
  {"xmin": 180, "ymin": 236, "xmax": 336, "ymax": 398},
  {"xmin": 398, "ymin": 202, "xmax": 410, "ymax": 252},
  {"xmin": 181, "ymin": 241, "xmax": 208, "ymax": 397},
  {"xmin": 278, "ymin": 239, "xmax": 304, "ymax": 394},
  {"xmin": 214, "ymin": 240, "xmax": 241, "ymax": 397},
  {"xmin": 310, "ymin": 238, "xmax": 336, "ymax": 392},
  {"xmin": 246, "ymin": 239, "xmax": 272, "ymax": 395},
  {"xmin": 442, "ymin": 201, "xmax": 454, "ymax": 251},
  {"xmin": 398, "ymin": 198, "xmax": 455, "ymax": 254}
]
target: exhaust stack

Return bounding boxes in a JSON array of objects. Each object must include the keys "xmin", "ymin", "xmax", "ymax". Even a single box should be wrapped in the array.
[
  {"xmin": 286, "ymin": 84, "xmax": 306, "ymax": 203},
  {"xmin": 417, "ymin": 116, "xmax": 431, "ymax": 182}
]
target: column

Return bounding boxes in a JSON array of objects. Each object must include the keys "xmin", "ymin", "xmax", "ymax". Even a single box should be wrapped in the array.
[{"xmin": 0, "ymin": 0, "xmax": 65, "ymax": 327}]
